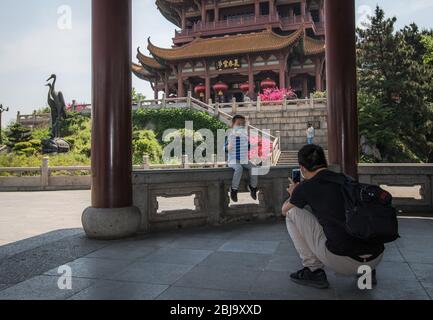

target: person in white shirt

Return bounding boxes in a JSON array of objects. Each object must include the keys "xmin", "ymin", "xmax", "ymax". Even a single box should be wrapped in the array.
[{"xmin": 306, "ymin": 123, "xmax": 315, "ymax": 145}]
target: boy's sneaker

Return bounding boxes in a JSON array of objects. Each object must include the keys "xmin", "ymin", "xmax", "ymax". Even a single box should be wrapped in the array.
[
  {"xmin": 230, "ymin": 188, "xmax": 238, "ymax": 202},
  {"xmin": 248, "ymin": 185, "xmax": 258, "ymax": 201},
  {"xmin": 290, "ymin": 267, "xmax": 330, "ymax": 289}
]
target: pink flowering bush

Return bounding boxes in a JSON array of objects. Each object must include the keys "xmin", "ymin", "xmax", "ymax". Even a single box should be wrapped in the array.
[
  {"xmin": 249, "ymin": 135, "xmax": 273, "ymax": 161},
  {"xmin": 258, "ymin": 87, "xmax": 297, "ymax": 101},
  {"xmin": 66, "ymin": 103, "xmax": 91, "ymax": 113}
]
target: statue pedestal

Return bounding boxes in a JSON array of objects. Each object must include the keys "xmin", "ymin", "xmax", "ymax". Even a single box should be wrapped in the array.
[{"xmin": 42, "ymin": 138, "xmax": 70, "ymax": 154}]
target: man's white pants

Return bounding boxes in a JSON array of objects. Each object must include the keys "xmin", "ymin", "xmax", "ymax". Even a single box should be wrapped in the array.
[{"xmin": 286, "ymin": 207, "xmax": 383, "ymax": 276}]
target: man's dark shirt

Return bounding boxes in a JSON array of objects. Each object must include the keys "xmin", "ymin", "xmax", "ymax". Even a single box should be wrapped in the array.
[{"xmin": 290, "ymin": 169, "xmax": 385, "ymax": 257}]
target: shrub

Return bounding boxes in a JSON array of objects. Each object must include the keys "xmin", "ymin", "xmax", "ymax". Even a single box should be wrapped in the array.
[
  {"xmin": 132, "ymin": 130, "xmax": 163, "ymax": 165},
  {"xmin": 313, "ymin": 91, "xmax": 327, "ymax": 99},
  {"xmin": 18, "ymin": 147, "xmax": 37, "ymax": 156},
  {"xmin": 13, "ymin": 142, "xmax": 32, "ymax": 152},
  {"xmin": 132, "ymin": 108, "xmax": 227, "ymax": 141}
]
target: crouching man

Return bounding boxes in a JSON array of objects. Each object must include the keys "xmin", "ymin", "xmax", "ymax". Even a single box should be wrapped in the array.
[{"xmin": 282, "ymin": 145, "xmax": 384, "ymax": 289}]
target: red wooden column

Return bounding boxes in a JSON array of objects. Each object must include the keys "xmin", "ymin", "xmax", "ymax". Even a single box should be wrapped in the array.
[
  {"xmin": 255, "ymin": 0, "xmax": 260, "ymax": 18},
  {"xmin": 248, "ymin": 56, "xmax": 255, "ymax": 99},
  {"xmin": 325, "ymin": 0, "xmax": 358, "ymax": 178},
  {"xmin": 82, "ymin": 0, "xmax": 140, "ymax": 239},
  {"xmin": 315, "ymin": 58, "xmax": 322, "ymax": 92}
]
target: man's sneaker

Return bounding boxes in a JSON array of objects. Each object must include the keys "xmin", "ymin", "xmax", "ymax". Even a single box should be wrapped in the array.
[
  {"xmin": 248, "ymin": 185, "xmax": 258, "ymax": 200},
  {"xmin": 290, "ymin": 267, "xmax": 330, "ymax": 289},
  {"xmin": 230, "ymin": 188, "xmax": 238, "ymax": 202}
]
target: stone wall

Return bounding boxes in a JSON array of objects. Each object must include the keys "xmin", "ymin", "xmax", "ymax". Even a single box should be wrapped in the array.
[{"xmin": 239, "ymin": 104, "xmax": 328, "ymax": 151}]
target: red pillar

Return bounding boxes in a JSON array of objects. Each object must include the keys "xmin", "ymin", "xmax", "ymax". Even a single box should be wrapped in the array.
[
  {"xmin": 315, "ymin": 58, "xmax": 322, "ymax": 92},
  {"xmin": 325, "ymin": 0, "xmax": 358, "ymax": 178},
  {"xmin": 201, "ymin": 0, "xmax": 206, "ymax": 23},
  {"xmin": 301, "ymin": 0, "xmax": 306, "ymax": 22},
  {"xmin": 255, "ymin": 0, "xmax": 260, "ymax": 18},
  {"xmin": 83, "ymin": 0, "xmax": 140, "ymax": 239},
  {"xmin": 92, "ymin": 0, "xmax": 132, "ymax": 208},
  {"xmin": 248, "ymin": 57, "xmax": 255, "ymax": 99},
  {"xmin": 279, "ymin": 64, "xmax": 286, "ymax": 89}
]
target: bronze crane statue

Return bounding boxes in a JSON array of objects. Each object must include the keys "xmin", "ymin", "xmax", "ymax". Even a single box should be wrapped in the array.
[
  {"xmin": 42, "ymin": 75, "xmax": 70, "ymax": 154},
  {"xmin": 46, "ymin": 74, "xmax": 67, "ymax": 138}
]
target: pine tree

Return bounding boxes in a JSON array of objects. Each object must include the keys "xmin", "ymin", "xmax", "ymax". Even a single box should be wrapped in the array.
[
  {"xmin": 357, "ymin": 6, "xmax": 433, "ymax": 162},
  {"xmin": 6, "ymin": 123, "xmax": 32, "ymax": 149}
]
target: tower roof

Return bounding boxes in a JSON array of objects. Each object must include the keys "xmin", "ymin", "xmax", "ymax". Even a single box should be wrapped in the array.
[
  {"xmin": 131, "ymin": 63, "xmax": 156, "ymax": 80},
  {"xmin": 148, "ymin": 27, "xmax": 306, "ymax": 62},
  {"xmin": 136, "ymin": 49, "xmax": 166, "ymax": 71}
]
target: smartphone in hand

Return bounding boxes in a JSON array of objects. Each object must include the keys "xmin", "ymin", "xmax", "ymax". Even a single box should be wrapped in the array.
[{"xmin": 292, "ymin": 168, "xmax": 301, "ymax": 184}]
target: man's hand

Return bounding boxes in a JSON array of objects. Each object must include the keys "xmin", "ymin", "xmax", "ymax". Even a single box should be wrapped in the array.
[
  {"xmin": 281, "ymin": 183, "xmax": 299, "ymax": 217},
  {"xmin": 287, "ymin": 182, "xmax": 299, "ymax": 196}
]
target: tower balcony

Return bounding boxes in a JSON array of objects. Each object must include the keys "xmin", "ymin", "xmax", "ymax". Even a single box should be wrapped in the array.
[{"xmin": 173, "ymin": 13, "xmax": 324, "ymax": 45}]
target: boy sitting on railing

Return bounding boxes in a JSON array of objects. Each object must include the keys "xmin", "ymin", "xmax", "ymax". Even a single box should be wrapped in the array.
[{"xmin": 225, "ymin": 115, "xmax": 258, "ymax": 203}]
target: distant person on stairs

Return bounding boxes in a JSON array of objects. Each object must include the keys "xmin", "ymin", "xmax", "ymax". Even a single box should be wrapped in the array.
[{"xmin": 307, "ymin": 123, "xmax": 315, "ymax": 145}]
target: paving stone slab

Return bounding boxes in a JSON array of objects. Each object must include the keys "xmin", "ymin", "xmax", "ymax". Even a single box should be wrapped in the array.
[
  {"xmin": 174, "ymin": 265, "xmax": 261, "ymax": 292},
  {"xmin": 375, "ymin": 261, "xmax": 418, "ymax": 281},
  {"xmin": 109, "ymin": 261, "xmax": 194, "ymax": 285},
  {"xmin": 218, "ymin": 240, "xmax": 279, "ymax": 255},
  {"xmin": 199, "ymin": 252, "xmax": 272, "ymax": 271},
  {"xmin": 141, "ymin": 247, "xmax": 212, "ymax": 266},
  {"xmin": 0, "ymin": 275, "xmax": 94, "ymax": 300},
  {"xmin": 0, "ymin": 229, "xmax": 84, "ymax": 261},
  {"xmin": 84, "ymin": 243, "xmax": 157, "ymax": 260},
  {"xmin": 0, "ymin": 235, "xmax": 109, "ymax": 285},
  {"xmin": 421, "ymin": 282, "xmax": 433, "ymax": 299},
  {"xmin": 44, "ymin": 257, "xmax": 134, "ymax": 280},
  {"xmin": 265, "ymin": 254, "xmax": 303, "ymax": 272},
  {"xmin": 157, "ymin": 286, "xmax": 250, "ymax": 300},
  {"xmin": 165, "ymin": 236, "xmax": 226, "ymax": 251},
  {"xmin": 69, "ymin": 280, "xmax": 168, "ymax": 300},
  {"xmin": 408, "ymin": 263, "xmax": 433, "ymax": 283},
  {"xmin": 333, "ymin": 276, "xmax": 430, "ymax": 300}
]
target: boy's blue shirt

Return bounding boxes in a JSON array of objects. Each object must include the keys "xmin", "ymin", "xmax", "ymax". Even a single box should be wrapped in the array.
[{"xmin": 225, "ymin": 133, "xmax": 251, "ymax": 162}]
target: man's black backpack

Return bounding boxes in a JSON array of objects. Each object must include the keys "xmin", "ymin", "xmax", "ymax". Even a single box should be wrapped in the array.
[{"xmin": 323, "ymin": 174, "xmax": 400, "ymax": 244}]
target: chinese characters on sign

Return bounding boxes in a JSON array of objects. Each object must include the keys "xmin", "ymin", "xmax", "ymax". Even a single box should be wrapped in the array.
[{"xmin": 215, "ymin": 58, "xmax": 241, "ymax": 71}]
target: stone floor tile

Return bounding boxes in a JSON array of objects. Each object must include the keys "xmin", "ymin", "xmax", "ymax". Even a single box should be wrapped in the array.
[
  {"xmin": 0, "ymin": 275, "xmax": 94, "ymax": 300},
  {"xmin": 69, "ymin": 280, "xmax": 168, "ymax": 300},
  {"xmin": 218, "ymin": 240, "xmax": 279, "ymax": 255}
]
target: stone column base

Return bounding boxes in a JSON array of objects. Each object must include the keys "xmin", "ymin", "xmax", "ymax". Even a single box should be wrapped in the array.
[{"xmin": 82, "ymin": 206, "xmax": 141, "ymax": 240}]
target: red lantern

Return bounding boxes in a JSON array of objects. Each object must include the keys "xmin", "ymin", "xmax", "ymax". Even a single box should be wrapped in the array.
[
  {"xmin": 240, "ymin": 82, "xmax": 251, "ymax": 93},
  {"xmin": 213, "ymin": 81, "xmax": 229, "ymax": 96},
  {"xmin": 260, "ymin": 78, "xmax": 277, "ymax": 89},
  {"xmin": 194, "ymin": 84, "xmax": 206, "ymax": 97}
]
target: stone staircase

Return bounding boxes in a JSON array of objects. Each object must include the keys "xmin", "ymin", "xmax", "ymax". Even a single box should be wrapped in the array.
[{"xmin": 277, "ymin": 150, "xmax": 329, "ymax": 166}]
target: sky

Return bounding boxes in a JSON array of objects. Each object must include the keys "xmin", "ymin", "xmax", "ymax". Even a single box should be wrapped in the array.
[{"xmin": 0, "ymin": 0, "xmax": 432, "ymax": 124}]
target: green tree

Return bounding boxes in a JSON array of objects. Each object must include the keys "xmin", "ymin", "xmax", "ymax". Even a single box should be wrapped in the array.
[
  {"xmin": 421, "ymin": 34, "xmax": 433, "ymax": 65},
  {"xmin": 132, "ymin": 130, "xmax": 162, "ymax": 164},
  {"xmin": 132, "ymin": 88, "xmax": 146, "ymax": 103},
  {"xmin": 357, "ymin": 6, "xmax": 433, "ymax": 162},
  {"xmin": 6, "ymin": 123, "xmax": 32, "ymax": 150}
]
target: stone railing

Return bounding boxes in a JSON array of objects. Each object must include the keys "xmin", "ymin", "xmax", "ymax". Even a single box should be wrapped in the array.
[
  {"xmin": 16, "ymin": 112, "xmax": 51, "ymax": 128},
  {"xmin": 0, "ymin": 156, "xmax": 229, "ymax": 191},
  {"xmin": 1, "ymin": 162, "xmax": 432, "ymax": 219},
  {"xmin": 358, "ymin": 164, "xmax": 433, "ymax": 214},
  {"xmin": 133, "ymin": 166, "xmax": 292, "ymax": 232}
]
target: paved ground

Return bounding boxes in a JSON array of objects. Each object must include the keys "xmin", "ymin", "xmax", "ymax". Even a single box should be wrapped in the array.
[
  {"xmin": 0, "ymin": 191, "xmax": 89, "ymax": 246},
  {"xmin": 0, "ymin": 190, "xmax": 433, "ymax": 300}
]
